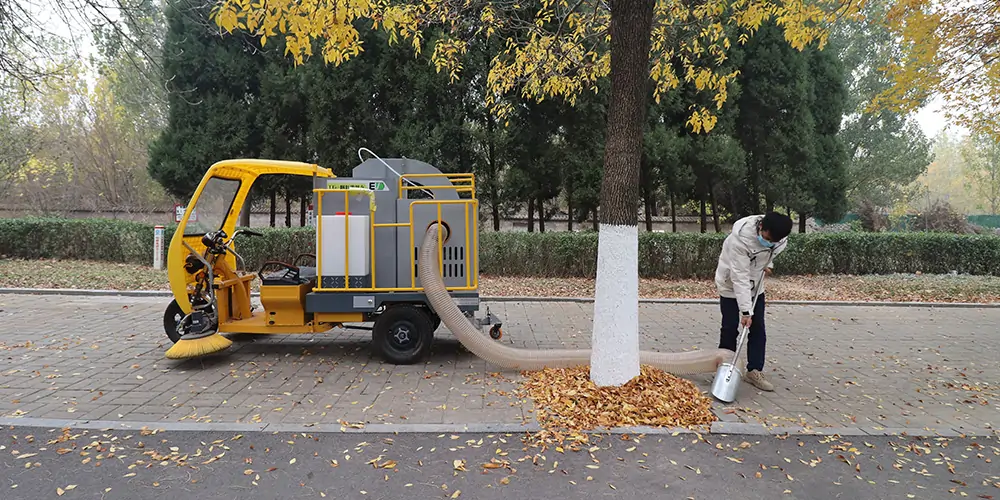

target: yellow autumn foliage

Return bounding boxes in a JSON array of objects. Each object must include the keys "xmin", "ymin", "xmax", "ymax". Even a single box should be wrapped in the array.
[
  {"xmin": 874, "ymin": 0, "xmax": 1000, "ymax": 142},
  {"xmin": 209, "ymin": 0, "xmax": 856, "ymax": 134}
]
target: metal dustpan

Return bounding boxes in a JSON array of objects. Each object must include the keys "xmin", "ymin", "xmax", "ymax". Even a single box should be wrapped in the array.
[{"xmin": 711, "ymin": 271, "xmax": 766, "ymax": 403}]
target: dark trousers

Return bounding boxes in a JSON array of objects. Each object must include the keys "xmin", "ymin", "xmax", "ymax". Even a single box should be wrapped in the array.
[{"xmin": 719, "ymin": 294, "xmax": 766, "ymax": 372}]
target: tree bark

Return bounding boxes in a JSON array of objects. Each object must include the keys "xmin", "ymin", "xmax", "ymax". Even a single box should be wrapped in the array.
[
  {"xmin": 538, "ymin": 197, "xmax": 546, "ymax": 233},
  {"xmin": 699, "ymin": 198, "xmax": 707, "ymax": 233},
  {"xmin": 799, "ymin": 213, "xmax": 807, "ymax": 233},
  {"xmin": 591, "ymin": 208, "xmax": 598, "ymax": 231},
  {"xmin": 285, "ymin": 192, "xmax": 292, "ymax": 227},
  {"xmin": 644, "ymin": 195, "xmax": 653, "ymax": 232},
  {"xmin": 527, "ymin": 198, "xmax": 535, "ymax": 232},
  {"xmin": 567, "ymin": 188, "xmax": 575, "ymax": 231},
  {"xmin": 670, "ymin": 192, "xmax": 677, "ymax": 232},
  {"xmin": 710, "ymin": 189, "xmax": 721, "ymax": 233},
  {"xmin": 300, "ymin": 196, "xmax": 306, "ymax": 227},
  {"xmin": 487, "ymin": 112, "xmax": 501, "ymax": 231},
  {"xmin": 589, "ymin": 0, "xmax": 655, "ymax": 387},
  {"xmin": 269, "ymin": 190, "xmax": 276, "ymax": 227}
]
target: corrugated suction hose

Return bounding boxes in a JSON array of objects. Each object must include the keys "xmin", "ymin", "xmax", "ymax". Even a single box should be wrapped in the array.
[{"xmin": 418, "ymin": 223, "xmax": 734, "ymax": 374}]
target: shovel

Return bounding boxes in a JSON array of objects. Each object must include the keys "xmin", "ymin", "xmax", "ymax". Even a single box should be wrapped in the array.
[{"xmin": 711, "ymin": 269, "xmax": 767, "ymax": 403}]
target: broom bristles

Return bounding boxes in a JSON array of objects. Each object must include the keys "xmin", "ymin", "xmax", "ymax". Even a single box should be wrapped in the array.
[{"xmin": 165, "ymin": 333, "xmax": 233, "ymax": 359}]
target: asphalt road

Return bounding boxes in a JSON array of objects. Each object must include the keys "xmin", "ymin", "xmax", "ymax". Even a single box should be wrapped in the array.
[{"xmin": 0, "ymin": 426, "xmax": 996, "ymax": 500}]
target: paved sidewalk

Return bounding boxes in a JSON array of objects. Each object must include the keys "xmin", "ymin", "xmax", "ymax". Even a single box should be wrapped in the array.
[{"xmin": 0, "ymin": 293, "xmax": 997, "ymax": 435}]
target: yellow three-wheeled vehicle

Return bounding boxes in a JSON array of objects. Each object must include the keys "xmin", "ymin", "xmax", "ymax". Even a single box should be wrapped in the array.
[{"xmin": 162, "ymin": 155, "xmax": 501, "ymax": 363}]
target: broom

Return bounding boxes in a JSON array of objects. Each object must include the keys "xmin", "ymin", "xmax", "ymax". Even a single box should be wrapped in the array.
[{"xmin": 164, "ymin": 312, "xmax": 232, "ymax": 359}]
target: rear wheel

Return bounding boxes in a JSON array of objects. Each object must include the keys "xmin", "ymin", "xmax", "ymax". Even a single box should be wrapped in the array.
[
  {"xmin": 372, "ymin": 304, "xmax": 434, "ymax": 364},
  {"xmin": 425, "ymin": 309, "xmax": 442, "ymax": 332}
]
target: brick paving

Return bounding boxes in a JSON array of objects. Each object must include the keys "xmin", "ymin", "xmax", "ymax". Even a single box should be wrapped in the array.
[{"xmin": 0, "ymin": 293, "xmax": 997, "ymax": 434}]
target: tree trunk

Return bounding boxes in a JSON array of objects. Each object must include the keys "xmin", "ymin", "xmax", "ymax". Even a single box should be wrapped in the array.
[
  {"xmin": 538, "ymin": 197, "xmax": 546, "ymax": 233},
  {"xmin": 799, "ymin": 213, "xmax": 807, "ymax": 233},
  {"xmin": 269, "ymin": 190, "xmax": 276, "ymax": 227},
  {"xmin": 527, "ymin": 198, "xmax": 535, "ymax": 232},
  {"xmin": 488, "ymin": 112, "xmax": 501, "ymax": 231},
  {"xmin": 589, "ymin": 0, "xmax": 655, "ymax": 387},
  {"xmin": 567, "ymin": 188, "xmax": 575, "ymax": 231},
  {"xmin": 766, "ymin": 198, "xmax": 774, "ymax": 213},
  {"xmin": 644, "ymin": 195, "xmax": 653, "ymax": 232},
  {"xmin": 591, "ymin": 208, "xmax": 598, "ymax": 231},
  {"xmin": 285, "ymin": 193, "xmax": 292, "ymax": 227},
  {"xmin": 710, "ymin": 189, "xmax": 721, "ymax": 233},
  {"xmin": 699, "ymin": 198, "xmax": 707, "ymax": 233},
  {"xmin": 670, "ymin": 192, "xmax": 677, "ymax": 232},
  {"xmin": 300, "ymin": 196, "xmax": 307, "ymax": 227}
]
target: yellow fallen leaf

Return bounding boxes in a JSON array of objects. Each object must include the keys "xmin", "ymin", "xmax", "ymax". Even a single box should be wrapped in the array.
[
  {"xmin": 65, "ymin": 485, "xmax": 76, "ymax": 491},
  {"xmin": 500, "ymin": 477, "xmax": 510, "ymax": 485},
  {"xmin": 57, "ymin": 488, "xmax": 65, "ymax": 496},
  {"xmin": 451, "ymin": 491, "xmax": 461, "ymax": 498},
  {"xmin": 290, "ymin": 458, "xmax": 296, "ymax": 465}
]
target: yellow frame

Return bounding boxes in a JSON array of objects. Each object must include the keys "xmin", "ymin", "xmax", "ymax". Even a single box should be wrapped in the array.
[
  {"xmin": 312, "ymin": 181, "xmax": 479, "ymax": 293},
  {"xmin": 167, "ymin": 159, "xmax": 335, "ymax": 315}
]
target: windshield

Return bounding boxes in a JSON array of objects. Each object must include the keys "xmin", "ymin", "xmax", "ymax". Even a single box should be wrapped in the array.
[{"xmin": 183, "ymin": 177, "xmax": 241, "ymax": 236}]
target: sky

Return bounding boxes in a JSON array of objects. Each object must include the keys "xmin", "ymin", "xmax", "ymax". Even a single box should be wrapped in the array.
[{"xmin": 914, "ymin": 95, "xmax": 968, "ymax": 140}]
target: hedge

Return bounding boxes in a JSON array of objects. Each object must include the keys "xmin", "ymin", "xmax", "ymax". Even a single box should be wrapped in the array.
[{"xmin": 3, "ymin": 217, "xmax": 1000, "ymax": 278}]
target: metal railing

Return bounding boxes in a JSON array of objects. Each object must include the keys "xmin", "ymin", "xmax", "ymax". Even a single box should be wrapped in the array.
[{"xmin": 313, "ymin": 184, "xmax": 478, "ymax": 293}]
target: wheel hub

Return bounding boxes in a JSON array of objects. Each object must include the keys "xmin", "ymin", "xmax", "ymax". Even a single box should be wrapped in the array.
[{"xmin": 392, "ymin": 326, "xmax": 411, "ymax": 346}]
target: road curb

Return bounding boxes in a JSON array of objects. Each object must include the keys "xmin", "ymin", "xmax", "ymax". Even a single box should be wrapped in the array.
[
  {"xmin": 0, "ymin": 416, "xmax": 994, "ymax": 438},
  {"xmin": 1, "ymin": 287, "xmax": 998, "ymax": 308}
]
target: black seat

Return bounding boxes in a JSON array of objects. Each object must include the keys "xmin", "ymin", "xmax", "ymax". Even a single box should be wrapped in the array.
[{"xmin": 259, "ymin": 261, "xmax": 310, "ymax": 286}]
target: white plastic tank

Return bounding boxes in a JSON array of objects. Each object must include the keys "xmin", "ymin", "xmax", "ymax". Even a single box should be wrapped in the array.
[{"xmin": 319, "ymin": 212, "xmax": 371, "ymax": 277}]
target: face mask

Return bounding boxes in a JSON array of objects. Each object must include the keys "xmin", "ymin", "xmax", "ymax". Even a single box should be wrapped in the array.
[{"xmin": 757, "ymin": 235, "xmax": 774, "ymax": 248}]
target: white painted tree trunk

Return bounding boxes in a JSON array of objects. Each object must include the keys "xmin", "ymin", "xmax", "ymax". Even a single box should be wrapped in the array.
[
  {"xmin": 589, "ymin": 223, "xmax": 640, "ymax": 386},
  {"xmin": 586, "ymin": 0, "xmax": 654, "ymax": 386}
]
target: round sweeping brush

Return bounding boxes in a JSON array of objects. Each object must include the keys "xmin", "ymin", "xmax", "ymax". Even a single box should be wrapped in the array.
[{"xmin": 165, "ymin": 330, "xmax": 233, "ymax": 359}]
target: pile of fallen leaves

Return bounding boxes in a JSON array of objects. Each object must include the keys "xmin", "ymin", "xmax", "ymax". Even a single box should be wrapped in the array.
[{"xmin": 518, "ymin": 364, "xmax": 716, "ymax": 446}]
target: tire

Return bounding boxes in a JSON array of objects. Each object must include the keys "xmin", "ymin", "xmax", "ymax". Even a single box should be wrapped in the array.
[
  {"xmin": 425, "ymin": 309, "xmax": 442, "ymax": 332},
  {"xmin": 372, "ymin": 304, "xmax": 434, "ymax": 364},
  {"xmin": 163, "ymin": 299, "xmax": 184, "ymax": 343}
]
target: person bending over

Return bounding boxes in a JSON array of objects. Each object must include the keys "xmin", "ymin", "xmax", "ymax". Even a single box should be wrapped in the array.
[{"xmin": 714, "ymin": 212, "xmax": 793, "ymax": 391}]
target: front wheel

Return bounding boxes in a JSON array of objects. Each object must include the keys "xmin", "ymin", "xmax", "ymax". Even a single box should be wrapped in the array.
[
  {"xmin": 163, "ymin": 300, "xmax": 184, "ymax": 343},
  {"xmin": 163, "ymin": 299, "xmax": 217, "ymax": 343},
  {"xmin": 372, "ymin": 305, "xmax": 434, "ymax": 364}
]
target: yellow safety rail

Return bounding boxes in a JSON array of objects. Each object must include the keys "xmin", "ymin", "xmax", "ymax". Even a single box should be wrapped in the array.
[
  {"xmin": 314, "ymin": 188, "xmax": 376, "ymax": 291},
  {"xmin": 313, "ymin": 183, "xmax": 479, "ymax": 294},
  {"xmin": 407, "ymin": 199, "xmax": 479, "ymax": 291},
  {"xmin": 398, "ymin": 173, "xmax": 476, "ymax": 199}
]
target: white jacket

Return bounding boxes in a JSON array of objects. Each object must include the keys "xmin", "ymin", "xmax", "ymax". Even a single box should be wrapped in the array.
[{"xmin": 714, "ymin": 215, "xmax": 787, "ymax": 314}]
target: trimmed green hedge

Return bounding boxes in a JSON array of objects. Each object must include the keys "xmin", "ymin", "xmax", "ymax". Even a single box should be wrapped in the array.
[{"xmin": 3, "ymin": 217, "xmax": 1000, "ymax": 278}]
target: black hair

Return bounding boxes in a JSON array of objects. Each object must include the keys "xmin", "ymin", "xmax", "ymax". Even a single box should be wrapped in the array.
[{"xmin": 760, "ymin": 212, "xmax": 793, "ymax": 241}]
